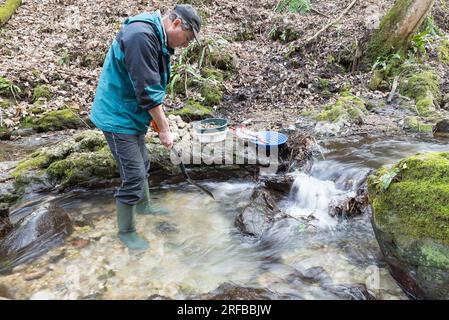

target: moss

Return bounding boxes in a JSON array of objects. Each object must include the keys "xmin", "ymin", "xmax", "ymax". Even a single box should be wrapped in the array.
[
  {"xmin": 368, "ymin": 152, "xmax": 449, "ymax": 246},
  {"xmin": 32, "ymin": 85, "xmax": 51, "ymax": 102},
  {"xmin": 12, "ymin": 154, "xmax": 50, "ymax": 179},
  {"xmin": 369, "ymin": 70, "xmax": 385, "ymax": 90},
  {"xmin": 399, "ymin": 69, "xmax": 441, "ymax": 117},
  {"xmin": 0, "ymin": 0, "xmax": 22, "ymax": 26},
  {"xmin": 46, "ymin": 150, "xmax": 116, "ymax": 187},
  {"xmin": 22, "ymin": 109, "xmax": 83, "ymax": 132},
  {"xmin": 200, "ymin": 67, "xmax": 224, "ymax": 82},
  {"xmin": 200, "ymin": 81, "xmax": 223, "ymax": 106},
  {"xmin": 403, "ymin": 116, "xmax": 433, "ymax": 133},
  {"xmin": 322, "ymin": 90, "xmax": 332, "ymax": 99},
  {"xmin": 73, "ymin": 130, "xmax": 107, "ymax": 151},
  {"xmin": 31, "ymin": 69, "xmax": 42, "ymax": 79},
  {"xmin": 400, "ymin": 71, "xmax": 440, "ymax": 102},
  {"xmin": 0, "ymin": 98, "xmax": 10, "ymax": 109},
  {"xmin": 315, "ymin": 94, "xmax": 367, "ymax": 124},
  {"xmin": 168, "ymin": 99, "xmax": 213, "ymax": 121},
  {"xmin": 437, "ymin": 40, "xmax": 449, "ymax": 64},
  {"xmin": 172, "ymin": 77, "xmax": 194, "ymax": 96},
  {"xmin": 420, "ymin": 243, "xmax": 449, "ymax": 269},
  {"xmin": 10, "ymin": 130, "xmax": 116, "ymax": 188}
]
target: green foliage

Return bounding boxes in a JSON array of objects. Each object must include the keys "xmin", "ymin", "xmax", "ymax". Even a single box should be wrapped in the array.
[
  {"xmin": 58, "ymin": 51, "xmax": 71, "ymax": 65},
  {"xmin": 275, "ymin": 0, "xmax": 311, "ymax": 14},
  {"xmin": 372, "ymin": 53, "xmax": 402, "ymax": 73},
  {"xmin": 0, "ymin": 76, "xmax": 21, "ymax": 100},
  {"xmin": 379, "ymin": 167, "xmax": 401, "ymax": 192},
  {"xmin": 32, "ymin": 85, "xmax": 51, "ymax": 102},
  {"xmin": 168, "ymin": 63, "xmax": 204, "ymax": 98},
  {"xmin": 168, "ymin": 40, "xmax": 227, "ymax": 105}
]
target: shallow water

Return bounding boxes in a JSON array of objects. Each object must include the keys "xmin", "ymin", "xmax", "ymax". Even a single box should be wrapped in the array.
[{"xmin": 0, "ymin": 135, "xmax": 447, "ymax": 299}]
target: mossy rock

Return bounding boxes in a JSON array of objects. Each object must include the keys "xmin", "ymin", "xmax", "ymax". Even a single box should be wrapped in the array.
[
  {"xmin": 0, "ymin": 0, "xmax": 22, "ymax": 26},
  {"xmin": 315, "ymin": 93, "xmax": 368, "ymax": 124},
  {"xmin": 403, "ymin": 116, "xmax": 433, "ymax": 133},
  {"xmin": 167, "ymin": 99, "xmax": 213, "ymax": 121},
  {"xmin": 368, "ymin": 70, "xmax": 385, "ymax": 91},
  {"xmin": 368, "ymin": 152, "xmax": 449, "ymax": 299},
  {"xmin": 22, "ymin": 109, "xmax": 84, "ymax": 132},
  {"xmin": 46, "ymin": 150, "xmax": 116, "ymax": 187},
  {"xmin": 32, "ymin": 85, "xmax": 51, "ymax": 102},
  {"xmin": 397, "ymin": 65, "xmax": 441, "ymax": 118},
  {"xmin": 12, "ymin": 130, "xmax": 107, "ymax": 184},
  {"xmin": 200, "ymin": 81, "xmax": 223, "ymax": 106}
]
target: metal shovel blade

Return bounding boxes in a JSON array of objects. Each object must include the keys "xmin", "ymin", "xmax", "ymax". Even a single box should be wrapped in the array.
[{"xmin": 173, "ymin": 147, "xmax": 215, "ymax": 200}]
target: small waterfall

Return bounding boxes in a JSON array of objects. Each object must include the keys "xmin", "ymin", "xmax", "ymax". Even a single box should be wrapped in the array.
[{"xmin": 285, "ymin": 172, "xmax": 355, "ymax": 229}]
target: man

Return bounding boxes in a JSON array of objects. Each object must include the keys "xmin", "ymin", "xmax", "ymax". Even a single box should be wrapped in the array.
[{"xmin": 89, "ymin": 4, "xmax": 201, "ymax": 250}]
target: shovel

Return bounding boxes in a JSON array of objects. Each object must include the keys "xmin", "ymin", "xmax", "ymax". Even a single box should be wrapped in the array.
[{"xmin": 151, "ymin": 120, "xmax": 215, "ymax": 200}]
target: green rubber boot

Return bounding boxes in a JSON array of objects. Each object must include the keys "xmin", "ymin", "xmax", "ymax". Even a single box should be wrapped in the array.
[
  {"xmin": 136, "ymin": 180, "xmax": 170, "ymax": 216},
  {"xmin": 116, "ymin": 200, "xmax": 149, "ymax": 250}
]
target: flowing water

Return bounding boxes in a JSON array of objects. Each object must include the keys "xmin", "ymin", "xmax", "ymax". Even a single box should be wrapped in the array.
[{"xmin": 0, "ymin": 135, "xmax": 448, "ymax": 299}]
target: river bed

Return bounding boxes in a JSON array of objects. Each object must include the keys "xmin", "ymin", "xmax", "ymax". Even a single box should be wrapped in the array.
[{"xmin": 0, "ymin": 134, "xmax": 447, "ymax": 300}]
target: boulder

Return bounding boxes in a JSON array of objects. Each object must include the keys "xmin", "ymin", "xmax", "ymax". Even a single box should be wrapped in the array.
[
  {"xmin": 368, "ymin": 152, "xmax": 449, "ymax": 299},
  {"xmin": 434, "ymin": 119, "xmax": 449, "ymax": 137},
  {"xmin": 0, "ymin": 202, "xmax": 73, "ymax": 272},
  {"xmin": 235, "ymin": 188, "xmax": 286, "ymax": 237}
]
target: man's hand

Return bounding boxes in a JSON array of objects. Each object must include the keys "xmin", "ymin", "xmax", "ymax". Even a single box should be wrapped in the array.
[
  {"xmin": 158, "ymin": 130, "xmax": 173, "ymax": 150},
  {"xmin": 148, "ymin": 106, "xmax": 173, "ymax": 149}
]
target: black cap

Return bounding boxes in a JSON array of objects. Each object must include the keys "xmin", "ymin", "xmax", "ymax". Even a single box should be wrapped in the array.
[{"xmin": 174, "ymin": 4, "xmax": 202, "ymax": 44}]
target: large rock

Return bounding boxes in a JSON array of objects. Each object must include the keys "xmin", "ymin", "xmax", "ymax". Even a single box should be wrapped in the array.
[
  {"xmin": 368, "ymin": 152, "xmax": 449, "ymax": 299},
  {"xmin": 0, "ymin": 202, "xmax": 73, "ymax": 272},
  {"xmin": 434, "ymin": 119, "xmax": 449, "ymax": 137},
  {"xmin": 235, "ymin": 188, "xmax": 286, "ymax": 237}
]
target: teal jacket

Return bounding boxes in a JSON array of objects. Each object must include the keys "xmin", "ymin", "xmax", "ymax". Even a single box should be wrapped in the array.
[{"xmin": 90, "ymin": 11, "xmax": 173, "ymax": 135}]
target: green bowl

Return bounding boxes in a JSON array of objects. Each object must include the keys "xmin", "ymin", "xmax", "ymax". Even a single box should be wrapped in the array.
[{"xmin": 193, "ymin": 118, "xmax": 229, "ymax": 134}]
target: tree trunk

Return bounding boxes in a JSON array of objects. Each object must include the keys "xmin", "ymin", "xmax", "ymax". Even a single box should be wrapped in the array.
[
  {"xmin": 0, "ymin": 0, "xmax": 22, "ymax": 27},
  {"xmin": 364, "ymin": 0, "xmax": 435, "ymax": 66}
]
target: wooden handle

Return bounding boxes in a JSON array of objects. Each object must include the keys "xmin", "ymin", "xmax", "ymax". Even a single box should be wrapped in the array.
[{"xmin": 150, "ymin": 120, "xmax": 160, "ymax": 133}]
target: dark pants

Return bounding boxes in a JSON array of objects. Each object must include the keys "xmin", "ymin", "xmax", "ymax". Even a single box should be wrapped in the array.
[{"xmin": 103, "ymin": 131, "xmax": 150, "ymax": 205}]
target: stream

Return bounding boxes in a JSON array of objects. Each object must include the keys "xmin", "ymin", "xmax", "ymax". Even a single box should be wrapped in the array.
[{"xmin": 0, "ymin": 134, "xmax": 448, "ymax": 300}]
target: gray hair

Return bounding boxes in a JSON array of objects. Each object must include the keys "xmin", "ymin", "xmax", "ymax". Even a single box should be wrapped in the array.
[{"xmin": 168, "ymin": 12, "xmax": 191, "ymax": 31}]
